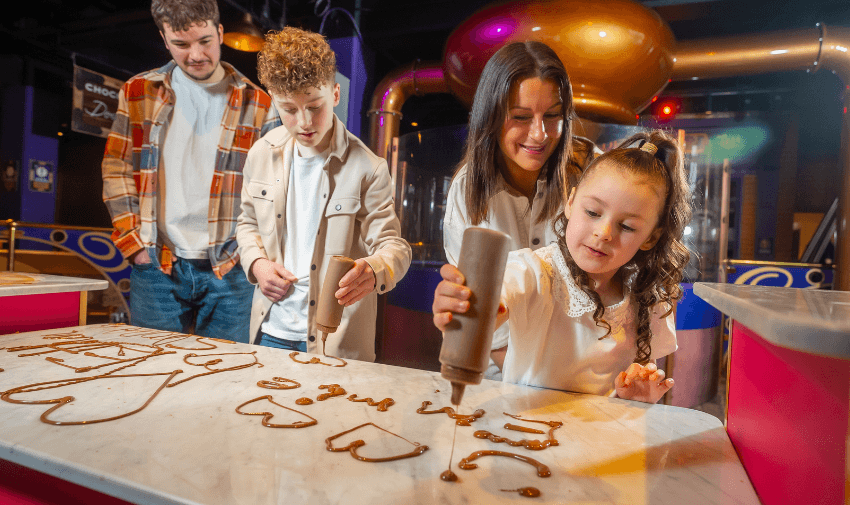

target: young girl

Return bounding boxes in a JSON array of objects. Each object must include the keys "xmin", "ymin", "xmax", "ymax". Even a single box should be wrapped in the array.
[
  {"xmin": 434, "ymin": 130, "xmax": 691, "ymax": 403},
  {"xmin": 443, "ymin": 41, "xmax": 597, "ymax": 378}
]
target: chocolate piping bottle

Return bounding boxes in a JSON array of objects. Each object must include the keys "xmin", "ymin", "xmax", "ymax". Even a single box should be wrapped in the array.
[
  {"xmin": 315, "ymin": 256, "xmax": 355, "ymax": 354},
  {"xmin": 438, "ymin": 227, "xmax": 511, "ymax": 405}
]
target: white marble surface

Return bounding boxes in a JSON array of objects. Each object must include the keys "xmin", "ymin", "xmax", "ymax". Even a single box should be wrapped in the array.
[
  {"xmin": 694, "ymin": 282, "xmax": 850, "ymax": 359},
  {"xmin": 0, "ymin": 324, "xmax": 759, "ymax": 505},
  {"xmin": 0, "ymin": 273, "xmax": 108, "ymax": 297}
]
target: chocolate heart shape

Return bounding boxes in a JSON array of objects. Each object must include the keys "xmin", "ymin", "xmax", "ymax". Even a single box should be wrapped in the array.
[
  {"xmin": 325, "ymin": 422, "xmax": 429, "ymax": 462},
  {"xmin": 235, "ymin": 395, "xmax": 317, "ymax": 428},
  {"xmin": 1, "ymin": 370, "xmax": 180, "ymax": 425}
]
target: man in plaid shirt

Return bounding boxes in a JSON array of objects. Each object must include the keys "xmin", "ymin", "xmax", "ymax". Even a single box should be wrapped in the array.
[{"xmin": 101, "ymin": 0, "xmax": 280, "ymax": 340}]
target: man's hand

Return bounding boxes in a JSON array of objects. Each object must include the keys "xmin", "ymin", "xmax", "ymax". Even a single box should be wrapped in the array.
[
  {"xmin": 131, "ymin": 249, "xmax": 152, "ymax": 265},
  {"xmin": 614, "ymin": 362, "xmax": 674, "ymax": 404},
  {"xmin": 335, "ymin": 259, "xmax": 375, "ymax": 306},
  {"xmin": 251, "ymin": 258, "xmax": 298, "ymax": 302}
]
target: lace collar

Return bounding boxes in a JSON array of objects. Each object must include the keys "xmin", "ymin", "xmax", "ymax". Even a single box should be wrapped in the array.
[{"xmin": 536, "ymin": 244, "xmax": 634, "ymax": 318}]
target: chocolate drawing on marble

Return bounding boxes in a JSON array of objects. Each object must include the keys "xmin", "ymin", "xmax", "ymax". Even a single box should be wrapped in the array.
[
  {"xmin": 257, "ymin": 377, "xmax": 301, "ymax": 389},
  {"xmin": 458, "ymin": 450, "xmax": 551, "ymax": 478},
  {"xmin": 325, "ymin": 422, "xmax": 429, "ymax": 462},
  {"xmin": 347, "ymin": 394, "xmax": 395, "ymax": 411},
  {"xmin": 1, "ymin": 370, "xmax": 180, "ymax": 426},
  {"xmin": 289, "ymin": 350, "xmax": 347, "ymax": 367},
  {"xmin": 416, "ymin": 400, "xmax": 485, "ymax": 426},
  {"xmin": 500, "ymin": 487, "xmax": 541, "ymax": 498},
  {"xmin": 473, "ymin": 412, "xmax": 563, "ymax": 451},
  {"xmin": 317, "ymin": 383, "xmax": 346, "ymax": 401},
  {"xmin": 236, "ymin": 395, "xmax": 318, "ymax": 429},
  {"xmin": 167, "ymin": 351, "xmax": 263, "ymax": 387}
]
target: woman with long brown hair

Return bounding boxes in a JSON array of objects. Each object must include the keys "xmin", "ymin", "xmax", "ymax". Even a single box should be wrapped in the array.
[{"xmin": 443, "ymin": 40, "xmax": 596, "ymax": 378}]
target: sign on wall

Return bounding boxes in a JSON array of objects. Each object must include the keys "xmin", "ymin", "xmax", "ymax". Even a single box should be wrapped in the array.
[
  {"xmin": 72, "ymin": 65, "xmax": 122, "ymax": 138},
  {"xmin": 28, "ymin": 160, "xmax": 54, "ymax": 193}
]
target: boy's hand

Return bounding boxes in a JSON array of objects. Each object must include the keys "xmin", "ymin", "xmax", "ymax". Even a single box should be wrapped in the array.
[
  {"xmin": 251, "ymin": 258, "xmax": 298, "ymax": 302},
  {"xmin": 614, "ymin": 362, "xmax": 674, "ymax": 404},
  {"xmin": 432, "ymin": 264, "xmax": 471, "ymax": 331},
  {"xmin": 336, "ymin": 259, "xmax": 375, "ymax": 306}
]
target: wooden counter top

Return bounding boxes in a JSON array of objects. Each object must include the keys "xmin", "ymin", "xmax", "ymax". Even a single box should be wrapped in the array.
[{"xmin": 0, "ymin": 324, "xmax": 759, "ymax": 504}]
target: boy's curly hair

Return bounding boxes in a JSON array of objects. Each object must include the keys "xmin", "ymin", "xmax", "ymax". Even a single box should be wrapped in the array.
[
  {"xmin": 257, "ymin": 27, "xmax": 336, "ymax": 97},
  {"xmin": 554, "ymin": 129, "xmax": 692, "ymax": 364},
  {"xmin": 151, "ymin": 0, "xmax": 219, "ymax": 33}
]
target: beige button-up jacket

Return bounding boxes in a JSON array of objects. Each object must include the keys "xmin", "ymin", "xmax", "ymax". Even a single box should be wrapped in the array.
[{"xmin": 236, "ymin": 115, "xmax": 411, "ymax": 360}]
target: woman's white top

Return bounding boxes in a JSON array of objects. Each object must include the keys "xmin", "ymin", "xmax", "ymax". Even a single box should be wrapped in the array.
[
  {"xmin": 501, "ymin": 244, "xmax": 678, "ymax": 397},
  {"xmin": 443, "ymin": 165, "xmax": 558, "ymax": 350}
]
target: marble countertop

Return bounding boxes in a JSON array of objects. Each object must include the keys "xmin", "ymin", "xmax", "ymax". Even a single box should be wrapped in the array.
[
  {"xmin": 0, "ymin": 324, "xmax": 759, "ymax": 505},
  {"xmin": 0, "ymin": 273, "xmax": 108, "ymax": 297},
  {"xmin": 694, "ymin": 282, "xmax": 850, "ymax": 359}
]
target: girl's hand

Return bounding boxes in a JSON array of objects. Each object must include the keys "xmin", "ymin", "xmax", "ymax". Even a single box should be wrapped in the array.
[
  {"xmin": 251, "ymin": 258, "xmax": 298, "ymax": 302},
  {"xmin": 335, "ymin": 259, "xmax": 375, "ymax": 306},
  {"xmin": 614, "ymin": 362, "xmax": 674, "ymax": 404},
  {"xmin": 432, "ymin": 264, "xmax": 471, "ymax": 331}
]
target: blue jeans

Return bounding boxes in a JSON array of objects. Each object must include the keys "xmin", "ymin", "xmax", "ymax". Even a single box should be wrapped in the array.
[
  {"xmin": 257, "ymin": 333, "xmax": 307, "ymax": 352},
  {"xmin": 129, "ymin": 258, "xmax": 252, "ymax": 343}
]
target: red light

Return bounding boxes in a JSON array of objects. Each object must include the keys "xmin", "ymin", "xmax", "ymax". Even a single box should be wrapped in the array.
[
  {"xmin": 651, "ymin": 96, "xmax": 658, "ymax": 102},
  {"xmin": 662, "ymin": 105, "xmax": 672, "ymax": 115}
]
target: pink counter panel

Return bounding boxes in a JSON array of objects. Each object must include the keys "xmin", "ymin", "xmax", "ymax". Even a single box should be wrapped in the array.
[{"xmin": 694, "ymin": 282, "xmax": 850, "ymax": 505}]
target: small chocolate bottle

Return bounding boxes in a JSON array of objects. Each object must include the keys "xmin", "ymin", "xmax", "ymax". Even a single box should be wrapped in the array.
[
  {"xmin": 316, "ymin": 256, "xmax": 356, "ymax": 352},
  {"xmin": 439, "ymin": 227, "xmax": 511, "ymax": 405}
]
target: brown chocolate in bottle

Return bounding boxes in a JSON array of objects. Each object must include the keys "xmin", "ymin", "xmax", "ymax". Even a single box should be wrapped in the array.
[
  {"xmin": 315, "ymin": 256, "xmax": 356, "ymax": 352},
  {"xmin": 439, "ymin": 228, "xmax": 511, "ymax": 405}
]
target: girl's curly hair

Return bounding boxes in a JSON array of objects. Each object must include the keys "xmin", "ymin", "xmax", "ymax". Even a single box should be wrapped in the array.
[
  {"xmin": 554, "ymin": 129, "xmax": 692, "ymax": 364},
  {"xmin": 257, "ymin": 27, "xmax": 336, "ymax": 97}
]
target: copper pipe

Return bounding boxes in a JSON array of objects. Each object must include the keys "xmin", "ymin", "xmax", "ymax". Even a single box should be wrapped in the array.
[
  {"xmin": 367, "ymin": 60, "xmax": 448, "ymax": 160},
  {"xmin": 672, "ymin": 24, "xmax": 850, "ymax": 290}
]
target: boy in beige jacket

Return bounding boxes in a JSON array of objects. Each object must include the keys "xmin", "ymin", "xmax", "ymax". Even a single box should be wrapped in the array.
[{"xmin": 236, "ymin": 27, "xmax": 410, "ymax": 360}]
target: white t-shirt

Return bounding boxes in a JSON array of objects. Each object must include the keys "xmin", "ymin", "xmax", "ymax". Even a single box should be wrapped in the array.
[
  {"xmin": 501, "ymin": 244, "xmax": 678, "ymax": 397},
  {"xmin": 261, "ymin": 143, "xmax": 327, "ymax": 341},
  {"xmin": 443, "ymin": 165, "xmax": 558, "ymax": 351},
  {"xmin": 158, "ymin": 67, "xmax": 230, "ymax": 258}
]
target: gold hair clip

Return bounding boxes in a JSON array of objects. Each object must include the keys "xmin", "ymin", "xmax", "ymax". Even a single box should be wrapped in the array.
[{"xmin": 640, "ymin": 142, "xmax": 658, "ymax": 155}]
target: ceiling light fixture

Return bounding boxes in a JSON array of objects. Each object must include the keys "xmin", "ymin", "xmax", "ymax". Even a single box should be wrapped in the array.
[{"xmin": 223, "ymin": 12, "xmax": 265, "ymax": 52}]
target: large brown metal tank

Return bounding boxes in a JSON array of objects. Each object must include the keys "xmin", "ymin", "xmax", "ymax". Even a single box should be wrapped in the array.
[{"xmin": 442, "ymin": 0, "xmax": 676, "ymax": 124}]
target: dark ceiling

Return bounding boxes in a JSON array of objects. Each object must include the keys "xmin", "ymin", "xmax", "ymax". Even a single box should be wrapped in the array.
[{"xmin": 2, "ymin": 0, "xmax": 849, "ymax": 129}]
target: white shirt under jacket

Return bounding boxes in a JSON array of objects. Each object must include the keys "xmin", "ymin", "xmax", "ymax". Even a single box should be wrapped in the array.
[
  {"xmin": 501, "ymin": 244, "xmax": 678, "ymax": 397},
  {"xmin": 236, "ymin": 114, "xmax": 411, "ymax": 360}
]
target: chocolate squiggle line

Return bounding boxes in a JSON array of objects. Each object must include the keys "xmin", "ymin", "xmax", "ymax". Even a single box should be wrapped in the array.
[
  {"xmin": 500, "ymin": 487, "xmax": 541, "ymax": 498},
  {"xmin": 1, "ymin": 370, "xmax": 181, "ymax": 425},
  {"xmin": 235, "ymin": 395, "xmax": 317, "ymax": 428},
  {"xmin": 473, "ymin": 412, "xmax": 563, "ymax": 451},
  {"xmin": 317, "ymin": 384, "xmax": 346, "ymax": 401},
  {"xmin": 167, "ymin": 352, "xmax": 262, "ymax": 387},
  {"xmin": 416, "ymin": 400, "xmax": 485, "ymax": 426},
  {"xmin": 257, "ymin": 377, "xmax": 301, "ymax": 390},
  {"xmin": 288, "ymin": 351, "xmax": 346, "ymax": 367},
  {"xmin": 347, "ymin": 394, "xmax": 394, "ymax": 411},
  {"xmin": 325, "ymin": 422, "xmax": 429, "ymax": 462},
  {"xmin": 458, "ymin": 450, "xmax": 551, "ymax": 477}
]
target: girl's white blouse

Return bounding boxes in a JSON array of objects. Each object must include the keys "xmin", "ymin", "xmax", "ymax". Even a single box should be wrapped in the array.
[{"xmin": 501, "ymin": 244, "xmax": 678, "ymax": 396}]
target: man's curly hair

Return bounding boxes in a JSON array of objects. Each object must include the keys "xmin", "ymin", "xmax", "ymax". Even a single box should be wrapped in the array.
[
  {"xmin": 151, "ymin": 0, "xmax": 219, "ymax": 33},
  {"xmin": 258, "ymin": 27, "xmax": 336, "ymax": 96}
]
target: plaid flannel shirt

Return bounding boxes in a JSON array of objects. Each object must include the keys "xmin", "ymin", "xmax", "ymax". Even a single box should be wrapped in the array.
[{"xmin": 102, "ymin": 61, "xmax": 280, "ymax": 279}]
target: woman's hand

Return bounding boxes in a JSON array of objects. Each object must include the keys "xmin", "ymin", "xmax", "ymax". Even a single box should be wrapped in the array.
[
  {"xmin": 251, "ymin": 258, "xmax": 298, "ymax": 302},
  {"xmin": 336, "ymin": 259, "xmax": 375, "ymax": 306},
  {"xmin": 614, "ymin": 362, "xmax": 674, "ymax": 404},
  {"xmin": 432, "ymin": 264, "xmax": 471, "ymax": 331}
]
